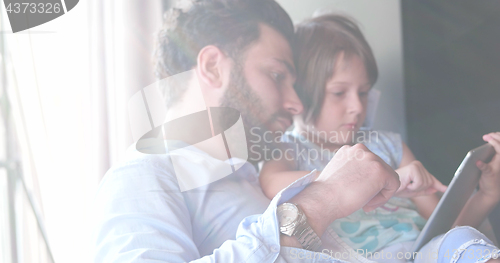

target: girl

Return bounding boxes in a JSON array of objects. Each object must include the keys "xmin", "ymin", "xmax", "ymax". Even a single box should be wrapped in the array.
[{"xmin": 259, "ymin": 13, "xmax": 500, "ymax": 261}]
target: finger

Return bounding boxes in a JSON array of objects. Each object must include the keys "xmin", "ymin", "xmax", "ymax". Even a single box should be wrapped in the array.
[
  {"xmin": 399, "ymin": 188, "xmax": 434, "ymax": 197},
  {"xmin": 396, "ymin": 184, "xmax": 407, "ymax": 194},
  {"xmin": 420, "ymin": 162, "xmax": 436, "ymax": 188},
  {"xmin": 366, "ymin": 166, "xmax": 400, "ymax": 209},
  {"xmin": 422, "ymin": 173, "xmax": 431, "ymax": 191},
  {"xmin": 477, "ymin": 160, "xmax": 492, "ymax": 174},
  {"xmin": 367, "ymin": 180, "xmax": 399, "ymax": 208},
  {"xmin": 387, "ymin": 171, "xmax": 402, "ymax": 195},
  {"xmin": 432, "ymin": 177, "xmax": 448, "ymax": 193},
  {"xmin": 364, "ymin": 193, "xmax": 389, "ymax": 211},
  {"xmin": 424, "ymin": 188, "xmax": 438, "ymax": 195},
  {"xmin": 362, "ymin": 205, "xmax": 377, "ymax": 213},
  {"xmin": 397, "ymin": 172, "xmax": 411, "ymax": 191},
  {"xmin": 485, "ymin": 133, "xmax": 500, "ymax": 147},
  {"xmin": 484, "ymin": 133, "xmax": 500, "ymax": 154},
  {"xmin": 485, "ymin": 132, "xmax": 500, "ymax": 142},
  {"xmin": 367, "ymin": 183, "xmax": 400, "ymax": 206},
  {"xmin": 407, "ymin": 175, "xmax": 423, "ymax": 191},
  {"xmin": 362, "ymin": 190, "xmax": 390, "ymax": 212}
]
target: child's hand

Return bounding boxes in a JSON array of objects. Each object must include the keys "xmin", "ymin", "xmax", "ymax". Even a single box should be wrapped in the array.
[
  {"xmin": 395, "ymin": 160, "xmax": 447, "ymax": 198},
  {"xmin": 476, "ymin": 132, "xmax": 500, "ymax": 203}
]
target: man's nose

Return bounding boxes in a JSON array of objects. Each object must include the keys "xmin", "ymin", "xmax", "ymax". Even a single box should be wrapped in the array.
[{"xmin": 282, "ymin": 85, "xmax": 304, "ymax": 115}]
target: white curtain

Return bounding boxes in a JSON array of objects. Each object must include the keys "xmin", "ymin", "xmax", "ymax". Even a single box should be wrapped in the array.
[
  {"xmin": 1, "ymin": 0, "xmax": 163, "ymax": 262},
  {"xmin": 90, "ymin": 0, "xmax": 162, "ymax": 179}
]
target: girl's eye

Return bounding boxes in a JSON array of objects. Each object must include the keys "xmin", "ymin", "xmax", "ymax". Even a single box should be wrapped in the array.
[
  {"xmin": 271, "ymin": 72, "xmax": 284, "ymax": 82},
  {"xmin": 332, "ymin": 92, "xmax": 344, "ymax": 97},
  {"xmin": 359, "ymin": 92, "xmax": 369, "ymax": 98}
]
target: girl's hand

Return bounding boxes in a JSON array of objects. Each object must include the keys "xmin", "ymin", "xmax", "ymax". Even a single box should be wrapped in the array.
[
  {"xmin": 477, "ymin": 132, "xmax": 500, "ymax": 203},
  {"xmin": 395, "ymin": 160, "xmax": 447, "ymax": 198}
]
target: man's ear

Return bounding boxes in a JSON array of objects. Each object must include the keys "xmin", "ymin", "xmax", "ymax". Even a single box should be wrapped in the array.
[{"xmin": 196, "ymin": 45, "xmax": 229, "ymax": 89}]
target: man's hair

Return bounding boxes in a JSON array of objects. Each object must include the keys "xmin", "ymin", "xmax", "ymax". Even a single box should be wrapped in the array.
[
  {"xmin": 294, "ymin": 13, "xmax": 378, "ymax": 125},
  {"xmin": 154, "ymin": 0, "xmax": 294, "ymax": 108}
]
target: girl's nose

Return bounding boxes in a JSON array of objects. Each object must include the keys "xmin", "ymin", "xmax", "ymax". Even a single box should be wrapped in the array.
[{"xmin": 347, "ymin": 93, "xmax": 363, "ymax": 115}]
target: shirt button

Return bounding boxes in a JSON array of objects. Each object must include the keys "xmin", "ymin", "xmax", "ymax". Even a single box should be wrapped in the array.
[{"xmin": 270, "ymin": 244, "xmax": 280, "ymax": 253}]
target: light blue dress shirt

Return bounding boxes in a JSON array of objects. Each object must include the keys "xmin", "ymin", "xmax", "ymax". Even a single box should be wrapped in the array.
[
  {"xmin": 91, "ymin": 141, "xmax": 372, "ymax": 263},
  {"xmin": 91, "ymin": 140, "xmax": 499, "ymax": 263}
]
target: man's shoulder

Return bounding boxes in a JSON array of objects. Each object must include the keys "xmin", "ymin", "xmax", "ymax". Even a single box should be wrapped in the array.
[{"xmin": 98, "ymin": 143, "xmax": 179, "ymax": 195}]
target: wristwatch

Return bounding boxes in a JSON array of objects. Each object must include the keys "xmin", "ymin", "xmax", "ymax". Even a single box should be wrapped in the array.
[{"xmin": 277, "ymin": 203, "xmax": 322, "ymax": 251}]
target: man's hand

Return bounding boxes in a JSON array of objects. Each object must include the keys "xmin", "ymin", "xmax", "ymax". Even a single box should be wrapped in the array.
[
  {"xmin": 317, "ymin": 144, "xmax": 401, "ymax": 217},
  {"xmin": 395, "ymin": 160, "xmax": 447, "ymax": 198},
  {"xmin": 477, "ymin": 132, "xmax": 500, "ymax": 203},
  {"xmin": 286, "ymin": 144, "xmax": 400, "ymax": 242}
]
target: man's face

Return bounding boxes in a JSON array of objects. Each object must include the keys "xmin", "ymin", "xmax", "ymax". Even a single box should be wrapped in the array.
[{"xmin": 221, "ymin": 24, "xmax": 303, "ymax": 148}]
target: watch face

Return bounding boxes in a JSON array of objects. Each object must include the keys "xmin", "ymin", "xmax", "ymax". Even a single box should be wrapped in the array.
[{"xmin": 277, "ymin": 203, "xmax": 299, "ymax": 226}]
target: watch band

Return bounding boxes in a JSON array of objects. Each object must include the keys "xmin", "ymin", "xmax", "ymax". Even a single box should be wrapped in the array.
[
  {"xmin": 278, "ymin": 203, "xmax": 322, "ymax": 251},
  {"xmin": 293, "ymin": 211, "xmax": 322, "ymax": 251}
]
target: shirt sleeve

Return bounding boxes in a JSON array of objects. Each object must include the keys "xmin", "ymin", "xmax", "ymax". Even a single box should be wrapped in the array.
[{"xmin": 92, "ymin": 153, "xmax": 345, "ymax": 263}]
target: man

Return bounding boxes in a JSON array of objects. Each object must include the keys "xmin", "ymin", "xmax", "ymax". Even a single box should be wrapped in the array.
[{"xmin": 92, "ymin": 0, "xmax": 401, "ymax": 262}]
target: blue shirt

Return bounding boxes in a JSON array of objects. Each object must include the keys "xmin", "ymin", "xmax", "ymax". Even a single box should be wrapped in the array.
[{"xmin": 91, "ymin": 141, "xmax": 375, "ymax": 263}]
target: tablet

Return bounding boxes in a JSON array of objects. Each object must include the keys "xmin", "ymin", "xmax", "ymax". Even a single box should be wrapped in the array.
[{"xmin": 411, "ymin": 143, "xmax": 496, "ymax": 253}]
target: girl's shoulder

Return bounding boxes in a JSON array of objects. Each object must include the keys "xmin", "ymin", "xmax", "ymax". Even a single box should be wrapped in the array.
[
  {"xmin": 359, "ymin": 130, "xmax": 402, "ymax": 147},
  {"xmin": 360, "ymin": 130, "xmax": 403, "ymax": 169},
  {"xmin": 281, "ymin": 130, "xmax": 316, "ymax": 149}
]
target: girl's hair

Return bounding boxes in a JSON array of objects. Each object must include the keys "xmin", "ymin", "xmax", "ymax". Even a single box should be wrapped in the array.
[{"xmin": 294, "ymin": 13, "xmax": 378, "ymax": 124}]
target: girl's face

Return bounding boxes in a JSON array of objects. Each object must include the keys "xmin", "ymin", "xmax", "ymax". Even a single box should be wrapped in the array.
[{"xmin": 313, "ymin": 54, "xmax": 371, "ymax": 148}]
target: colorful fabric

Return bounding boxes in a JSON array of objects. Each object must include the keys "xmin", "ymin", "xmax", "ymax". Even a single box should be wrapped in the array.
[{"xmin": 281, "ymin": 130, "xmax": 427, "ymax": 252}]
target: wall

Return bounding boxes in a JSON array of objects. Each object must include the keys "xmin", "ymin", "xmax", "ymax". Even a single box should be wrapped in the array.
[{"xmin": 402, "ymin": 1, "xmax": 500, "ymax": 184}]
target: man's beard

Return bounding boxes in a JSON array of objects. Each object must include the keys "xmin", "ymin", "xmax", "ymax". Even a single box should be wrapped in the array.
[{"xmin": 219, "ymin": 61, "xmax": 283, "ymax": 164}]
